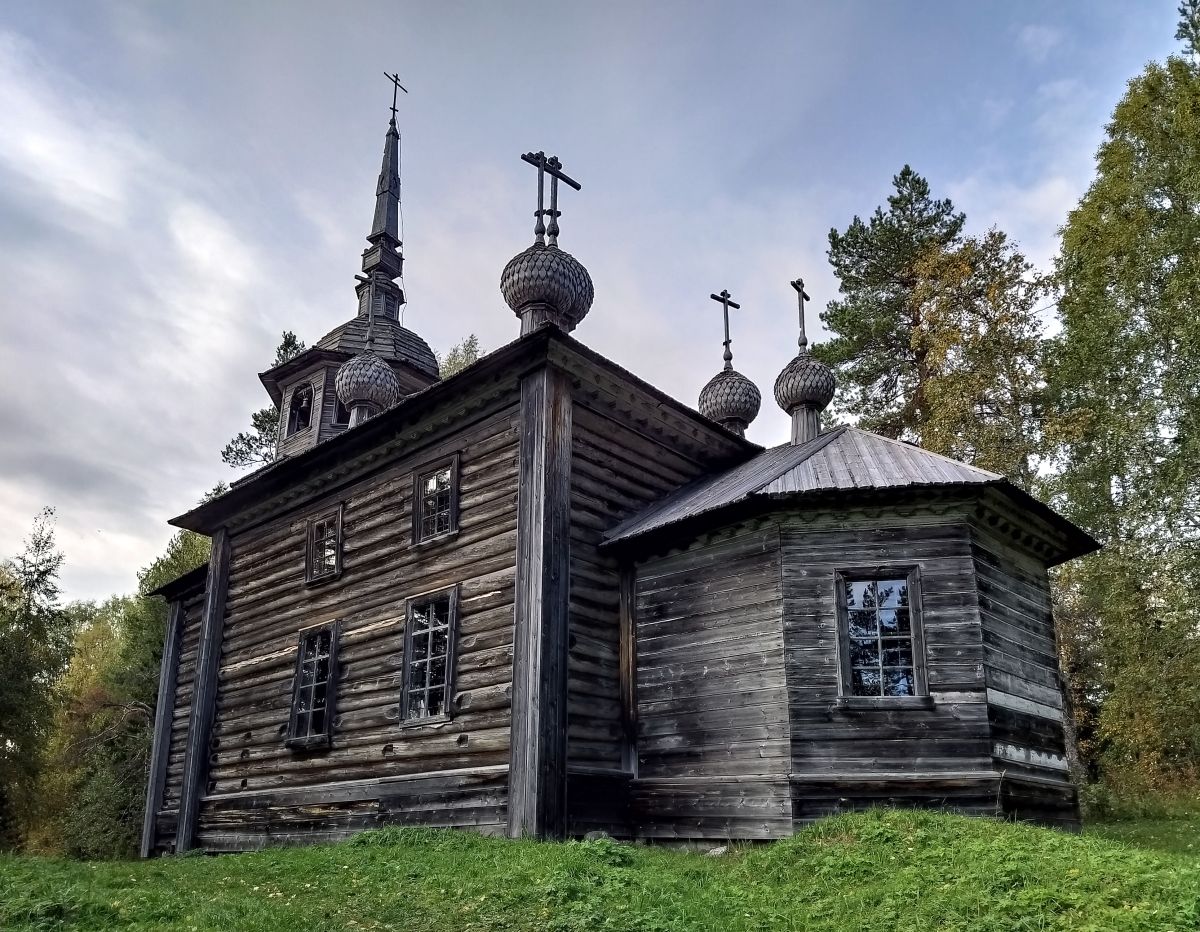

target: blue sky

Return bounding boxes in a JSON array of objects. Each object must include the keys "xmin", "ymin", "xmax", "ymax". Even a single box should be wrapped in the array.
[{"xmin": 0, "ymin": 1, "xmax": 1181, "ymax": 601}]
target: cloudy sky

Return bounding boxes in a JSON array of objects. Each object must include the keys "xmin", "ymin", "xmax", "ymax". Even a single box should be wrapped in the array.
[{"xmin": 0, "ymin": 1, "xmax": 1181, "ymax": 602}]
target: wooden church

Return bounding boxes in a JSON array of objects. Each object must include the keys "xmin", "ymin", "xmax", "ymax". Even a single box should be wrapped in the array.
[{"xmin": 141, "ymin": 94, "xmax": 1097, "ymax": 856}]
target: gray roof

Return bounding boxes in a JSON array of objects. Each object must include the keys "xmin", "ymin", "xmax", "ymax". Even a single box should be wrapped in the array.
[
  {"xmin": 605, "ymin": 425, "xmax": 1002, "ymax": 543},
  {"xmin": 316, "ymin": 315, "xmax": 439, "ymax": 378}
]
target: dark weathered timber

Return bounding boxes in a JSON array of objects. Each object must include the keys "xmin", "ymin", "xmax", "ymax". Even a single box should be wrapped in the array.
[
  {"xmin": 509, "ymin": 366, "xmax": 573, "ymax": 839},
  {"xmin": 779, "ymin": 510, "xmax": 997, "ymax": 822},
  {"xmin": 140, "ymin": 598, "xmax": 185, "ymax": 857},
  {"xmin": 631, "ymin": 524, "xmax": 792, "ymax": 841},
  {"xmin": 969, "ymin": 521, "xmax": 1078, "ymax": 827},
  {"xmin": 177, "ymin": 529, "xmax": 231, "ymax": 852}
]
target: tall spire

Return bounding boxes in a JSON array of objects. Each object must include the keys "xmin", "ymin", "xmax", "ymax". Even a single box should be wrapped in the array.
[{"xmin": 357, "ymin": 73, "xmax": 407, "ymax": 321}]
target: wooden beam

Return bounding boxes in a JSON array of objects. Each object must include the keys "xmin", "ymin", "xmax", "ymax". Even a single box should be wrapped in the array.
[
  {"xmin": 176, "ymin": 529, "xmax": 230, "ymax": 852},
  {"xmin": 618, "ymin": 565, "xmax": 638, "ymax": 774},
  {"xmin": 140, "ymin": 597, "xmax": 185, "ymax": 858},
  {"xmin": 508, "ymin": 366, "xmax": 572, "ymax": 839}
]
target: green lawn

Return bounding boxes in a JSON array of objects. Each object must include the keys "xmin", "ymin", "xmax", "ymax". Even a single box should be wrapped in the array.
[
  {"xmin": 4, "ymin": 809, "xmax": 1200, "ymax": 931},
  {"xmin": 1088, "ymin": 813, "xmax": 1200, "ymax": 856}
]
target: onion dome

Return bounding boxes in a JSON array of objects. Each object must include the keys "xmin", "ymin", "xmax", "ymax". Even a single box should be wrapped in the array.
[
  {"xmin": 773, "ymin": 350, "xmax": 835, "ymax": 415},
  {"xmin": 699, "ymin": 368, "xmax": 762, "ymax": 436},
  {"xmin": 501, "ymin": 242, "xmax": 594, "ymax": 333},
  {"xmin": 777, "ymin": 278, "xmax": 836, "ymax": 445},
  {"xmin": 335, "ymin": 348, "xmax": 400, "ymax": 418}
]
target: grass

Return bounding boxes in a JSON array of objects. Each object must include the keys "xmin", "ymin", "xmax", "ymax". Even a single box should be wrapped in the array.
[
  {"xmin": 1089, "ymin": 812, "xmax": 1200, "ymax": 856},
  {"xmin": 4, "ymin": 809, "xmax": 1200, "ymax": 931}
]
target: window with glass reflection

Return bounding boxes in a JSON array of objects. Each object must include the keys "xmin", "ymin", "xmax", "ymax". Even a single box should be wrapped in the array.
[
  {"xmin": 838, "ymin": 574, "xmax": 924, "ymax": 698},
  {"xmin": 402, "ymin": 589, "xmax": 458, "ymax": 721},
  {"xmin": 287, "ymin": 624, "xmax": 339, "ymax": 749},
  {"xmin": 413, "ymin": 456, "xmax": 459, "ymax": 543},
  {"xmin": 306, "ymin": 508, "xmax": 342, "ymax": 582}
]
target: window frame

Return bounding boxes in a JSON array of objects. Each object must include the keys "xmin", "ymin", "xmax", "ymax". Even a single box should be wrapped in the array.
[
  {"xmin": 834, "ymin": 566, "xmax": 931, "ymax": 709},
  {"xmin": 411, "ymin": 454, "xmax": 461, "ymax": 545},
  {"xmin": 400, "ymin": 585, "xmax": 460, "ymax": 726},
  {"xmin": 304, "ymin": 504, "xmax": 344, "ymax": 585},
  {"xmin": 286, "ymin": 381, "xmax": 316, "ymax": 437},
  {"xmin": 285, "ymin": 621, "xmax": 341, "ymax": 751}
]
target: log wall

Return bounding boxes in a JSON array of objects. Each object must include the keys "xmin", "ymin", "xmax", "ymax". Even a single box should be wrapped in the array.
[
  {"xmin": 632, "ymin": 524, "xmax": 793, "ymax": 841},
  {"xmin": 567, "ymin": 401, "xmax": 722, "ymax": 835},
  {"xmin": 779, "ymin": 510, "xmax": 999, "ymax": 824},
  {"xmin": 192, "ymin": 398, "xmax": 521, "ymax": 850},
  {"xmin": 149, "ymin": 588, "xmax": 205, "ymax": 854},
  {"xmin": 970, "ymin": 522, "xmax": 1079, "ymax": 827}
]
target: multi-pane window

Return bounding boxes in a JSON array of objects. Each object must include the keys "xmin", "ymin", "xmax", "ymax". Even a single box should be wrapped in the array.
[
  {"xmin": 402, "ymin": 589, "xmax": 458, "ymax": 722},
  {"xmin": 287, "ymin": 624, "xmax": 339, "ymax": 749},
  {"xmin": 305, "ymin": 507, "xmax": 342, "ymax": 583},
  {"xmin": 838, "ymin": 573, "xmax": 925, "ymax": 698},
  {"xmin": 413, "ymin": 456, "xmax": 459, "ymax": 542},
  {"xmin": 287, "ymin": 383, "xmax": 314, "ymax": 435}
]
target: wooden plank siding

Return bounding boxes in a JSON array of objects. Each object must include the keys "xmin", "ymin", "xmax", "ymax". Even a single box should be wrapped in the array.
[
  {"xmin": 566, "ymin": 401, "xmax": 720, "ymax": 835},
  {"xmin": 191, "ymin": 398, "xmax": 522, "ymax": 850},
  {"xmin": 779, "ymin": 511, "xmax": 999, "ymax": 824},
  {"xmin": 970, "ymin": 523, "xmax": 1079, "ymax": 828},
  {"xmin": 632, "ymin": 524, "xmax": 793, "ymax": 841},
  {"xmin": 150, "ymin": 588, "xmax": 206, "ymax": 854}
]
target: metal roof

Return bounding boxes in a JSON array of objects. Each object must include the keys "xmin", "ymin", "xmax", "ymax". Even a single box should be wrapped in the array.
[{"xmin": 604, "ymin": 426, "xmax": 1002, "ymax": 544}]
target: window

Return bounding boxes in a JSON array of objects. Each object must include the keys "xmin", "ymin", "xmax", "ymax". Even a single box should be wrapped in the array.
[
  {"xmin": 305, "ymin": 506, "xmax": 343, "ymax": 583},
  {"xmin": 401, "ymin": 588, "xmax": 458, "ymax": 722},
  {"xmin": 333, "ymin": 397, "xmax": 351, "ymax": 427},
  {"xmin": 287, "ymin": 623, "xmax": 340, "ymax": 749},
  {"xmin": 412, "ymin": 455, "xmax": 460, "ymax": 543},
  {"xmin": 287, "ymin": 383, "xmax": 314, "ymax": 435},
  {"xmin": 836, "ymin": 571, "xmax": 926, "ymax": 699}
]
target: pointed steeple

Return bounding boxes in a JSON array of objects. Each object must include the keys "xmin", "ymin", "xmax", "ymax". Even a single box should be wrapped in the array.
[{"xmin": 357, "ymin": 73, "xmax": 407, "ymax": 320}]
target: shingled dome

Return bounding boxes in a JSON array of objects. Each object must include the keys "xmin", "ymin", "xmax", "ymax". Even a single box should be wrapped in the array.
[
  {"xmin": 335, "ymin": 348, "xmax": 400, "ymax": 411},
  {"xmin": 501, "ymin": 242, "xmax": 594, "ymax": 331},
  {"xmin": 698, "ymin": 368, "xmax": 761, "ymax": 435},
  {"xmin": 773, "ymin": 349, "xmax": 835, "ymax": 415},
  {"xmin": 318, "ymin": 315, "xmax": 439, "ymax": 380}
]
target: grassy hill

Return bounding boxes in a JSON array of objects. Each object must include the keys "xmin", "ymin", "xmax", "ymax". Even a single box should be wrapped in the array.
[{"xmin": 4, "ymin": 809, "xmax": 1200, "ymax": 931}]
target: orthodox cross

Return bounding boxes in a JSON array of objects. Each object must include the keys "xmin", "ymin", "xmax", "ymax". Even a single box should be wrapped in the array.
[
  {"xmin": 384, "ymin": 71, "xmax": 408, "ymax": 121},
  {"xmin": 790, "ymin": 278, "xmax": 810, "ymax": 350},
  {"xmin": 709, "ymin": 289, "xmax": 741, "ymax": 370},
  {"xmin": 520, "ymin": 151, "xmax": 581, "ymax": 247}
]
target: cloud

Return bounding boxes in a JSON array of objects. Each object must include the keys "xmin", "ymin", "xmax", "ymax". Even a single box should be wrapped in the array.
[
  {"xmin": 0, "ymin": 29, "xmax": 270, "ymax": 601},
  {"xmin": 1017, "ymin": 25, "xmax": 1063, "ymax": 64}
]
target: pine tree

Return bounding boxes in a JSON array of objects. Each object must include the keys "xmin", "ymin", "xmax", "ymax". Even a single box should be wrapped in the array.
[
  {"xmin": 818, "ymin": 166, "xmax": 965, "ymax": 440},
  {"xmin": 221, "ymin": 331, "xmax": 306, "ymax": 469}
]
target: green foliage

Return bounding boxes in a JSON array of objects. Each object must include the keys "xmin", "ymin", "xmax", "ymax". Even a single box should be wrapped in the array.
[
  {"xmin": 26, "ymin": 530, "xmax": 208, "ymax": 859},
  {"xmin": 4, "ymin": 810, "xmax": 1200, "ymax": 930},
  {"xmin": 438, "ymin": 334, "xmax": 482, "ymax": 378},
  {"xmin": 818, "ymin": 166, "xmax": 965, "ymax": 440},
  {"xmin": 222, "ymin": 331, "xmax": 306, "ymax": 469},
  {"xmin": 1046, "ymin": 50, "xmax": 1200, "ymax": 795},
  {"xmin": 0, "ymin": 510, "xmax": 69, "ymax": 850},
  {"xmin": 819, "ymin": 169, "xmax": 1049, "ymax": 486}
]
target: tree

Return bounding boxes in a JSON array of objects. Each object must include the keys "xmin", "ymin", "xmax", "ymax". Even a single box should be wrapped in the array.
[
  {"xmin": 0, "ymin": 509, "xmax": 70, "ymax": 848},
  {"xmin": 915, "ymin": 231, "xmax": 1051, "ymax": 488},
  {"xmin": 221, "ymin": 331, "xmax": 305, "ymax": 469},
  {"xmin": 1045, "ymin": 30, "xmax": 1200, "ymax": 793},
  {"xmin": 817, "ymin": 166, "xmax": 965, "ymax": 441},
  {"xmin": 818, "ymin": 168, "xmax": 1049, "ymax": 486},
  {"xmin": 27, "ymin": 528, "xmax": 209, "ymax": 857},
  {"xmin": 438, "ymin": 334, "xmax": 481, "ymax": 378}
]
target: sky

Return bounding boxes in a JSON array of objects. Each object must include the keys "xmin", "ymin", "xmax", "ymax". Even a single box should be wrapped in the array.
[{"xmin": 0, "ymin": 1, "xmax": 1182, "ymax": 602}]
